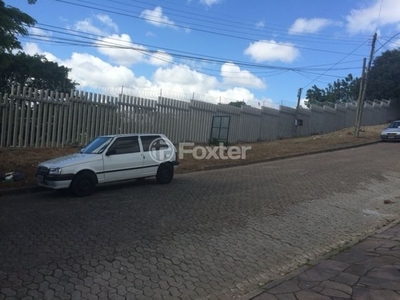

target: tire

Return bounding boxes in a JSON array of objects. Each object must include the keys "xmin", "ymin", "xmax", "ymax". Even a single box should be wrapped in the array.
[
  {"xmin": 70, "ymin": 172, "xmax": 96, "ymax": 197},
  {"xmin": 156, "ymin": 163, "xmax": 174, "ymax": 184}
]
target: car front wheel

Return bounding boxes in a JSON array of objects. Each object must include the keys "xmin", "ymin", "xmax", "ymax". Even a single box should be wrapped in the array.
[
  {"xmin": 156, "ymin": 163, "xmax": 174, "ymax": 184},
  {"xmin": 70, "ymin": 172, "xmax": 95, "ymax": 197}
]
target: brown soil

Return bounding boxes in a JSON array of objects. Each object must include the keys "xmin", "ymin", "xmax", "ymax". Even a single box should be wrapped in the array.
[{"xmin": 0, "ymin": 125, "xmax": 386, "ymax": 191}]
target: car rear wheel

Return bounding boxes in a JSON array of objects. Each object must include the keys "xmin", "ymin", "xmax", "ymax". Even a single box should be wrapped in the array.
[
  {"xmin": 70, "ymin": 172, "xmax": 95, "ymax": 197},
  {"xmin": 156, "ymin": 163, "xmax": 174, "ymax": 184}
]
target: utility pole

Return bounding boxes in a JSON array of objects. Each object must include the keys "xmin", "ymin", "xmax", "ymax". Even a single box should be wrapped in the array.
[
  {"xmin": 354, "ymin": 58, "xmax": 366, "ymax": 136},
  {"xmin": 294, "ymin": 87, "xmax": 303, "ymax": 134},
  {"xmin": 354, "ymin": 32, "xmax": 377, "ymax": 137}
]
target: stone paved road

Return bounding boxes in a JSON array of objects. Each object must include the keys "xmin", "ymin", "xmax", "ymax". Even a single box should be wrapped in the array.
[
  {"xmin": 1, "ymin": 143, "xmax": 400, "ymax": 300},
  {"xmin": 252, "ymin": 222, "xmax": 400, "ymax": 299}
]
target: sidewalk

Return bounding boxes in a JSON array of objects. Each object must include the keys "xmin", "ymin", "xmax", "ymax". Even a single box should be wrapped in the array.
[{"xmin": 252, "ymin": 221, "xmax": 400, "ymax": 300}]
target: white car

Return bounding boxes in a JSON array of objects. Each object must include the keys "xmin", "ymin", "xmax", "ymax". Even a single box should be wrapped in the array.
[
  {"xmin": 380, "ymin": 120, "xmax": 400, "ymax": 141},
  {"xmin": 36, "ymin": 134, "xmax": 179, "ymax": 196}
]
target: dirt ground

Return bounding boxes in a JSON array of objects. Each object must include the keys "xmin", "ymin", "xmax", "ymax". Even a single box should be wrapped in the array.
[{"xmin": 0, "ymin": 124, "xmax": 386, "ymax": 190}]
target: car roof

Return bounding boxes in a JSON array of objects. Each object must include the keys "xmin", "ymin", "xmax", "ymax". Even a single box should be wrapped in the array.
[{"xmin": 98, "ymin": 133, "xmax": 166, "ymax": 138}]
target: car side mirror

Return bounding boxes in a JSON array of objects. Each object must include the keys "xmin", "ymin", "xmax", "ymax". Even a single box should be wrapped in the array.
[{"xmin": 106, "ymin": 149, "xmax": 116, "ymax": 156}]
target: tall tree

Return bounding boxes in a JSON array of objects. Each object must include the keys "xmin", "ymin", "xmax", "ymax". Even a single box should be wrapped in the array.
[
  {"xmin": 305, "ymin": 75, "xmax": 360, "ymax": 107},
  {"xmin": 0, "ymin": 0, "xmax": 36, "ymax": 53},
  {"xmin": 366, "ymin": 48, "xmax": 400, "ymax": 101},
  {"xmin": 0, "ymin": 52, "xmax": 78, "ymax": 93}
]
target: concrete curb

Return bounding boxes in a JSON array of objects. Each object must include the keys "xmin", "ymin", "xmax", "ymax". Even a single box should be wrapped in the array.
[
  {"xmin": 242, "ymin": 217, "xmax": 400, "ymax": 300},
  {"xmin": 0, "ymin": 140, "xmax": 381, "ymax": 197}
]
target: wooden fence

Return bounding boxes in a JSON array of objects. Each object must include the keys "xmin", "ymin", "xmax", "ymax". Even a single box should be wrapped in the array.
[{"xmin": 0, "ymin": 85, "xmax": 398, "ymax": 148}]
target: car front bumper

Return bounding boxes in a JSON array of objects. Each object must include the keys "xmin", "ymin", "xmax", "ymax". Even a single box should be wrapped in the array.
[
  {"xmin": 36, "ymin": 173, "xmax": 74, "ymax": 189},
  {"xmin": 381, "ymin": 134, "xmax": 400, "ymax": 140}
]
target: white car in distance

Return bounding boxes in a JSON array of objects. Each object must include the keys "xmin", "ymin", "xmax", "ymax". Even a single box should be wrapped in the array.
[{"xmin": 36, "ymin": 134, "xmax": 179, "ymax": 196}]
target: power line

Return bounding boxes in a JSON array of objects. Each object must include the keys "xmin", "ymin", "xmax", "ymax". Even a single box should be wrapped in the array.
[
  {"xmin": 54, "ymin": 0, "xmax": 368, "ymax": 56},
  {"xmin": 27, "ymin": 24, "xmax": 364, "ymax": 77},
  {"xmin": 301, "ymin": 40, "xmax": 368, "ymax": 90}
]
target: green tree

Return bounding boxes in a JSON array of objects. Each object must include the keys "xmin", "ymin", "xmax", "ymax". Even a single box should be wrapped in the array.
[
  {"xmin": 366, "ymin": 48, "xmax": 400, "ymax": 101},
  {"xmin": 228, "ymin": 100, "xmax": 248, "ymax": 107},
  {"xmin": 0, "ymin": 0, "xmax": 36, "ymax": 53},
  {"xmin": 305, "ymin": 74, "xmax": 361, "ymax": 107},
  {"xmin": 0, "ymin": 52, "xmax": 78, "ymax": 93}
]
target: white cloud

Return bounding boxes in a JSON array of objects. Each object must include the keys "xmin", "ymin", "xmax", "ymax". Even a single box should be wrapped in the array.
[
  {"xmin": 288, "ymin": 18, "xmax": 338, "ymax": 35},
  {"xmin": 200, "ymin": 0, "xmax": 221, "ymax": 6},
  {"xmin": 388, "ymin": 38, "xmax": 400, "ymax": 49},
  {"xmin": 96, "ymin": 34, "xmax": 146, "ymax": 66},
  {"xmin": 29, "ymin": 27, "xmax": 52, "ymax": 41},
  {"xmin": 346, "ymin": 0, "xmax": 400, "ymax": 34},
  {"xmin": 147, "ymin": 51, "xmax": 173, "ymax": 66},
  {"xmin": 23, "ymin": 42, "xmax": 58, "ymax": 61},
  {"xmin": 64, "ymin": 53, "xmax": 151, "ymax": 89},
  {"xmin": 21, "ymin": 43, "xmax": 273, "ymax": 109},
  {"xmin": 74, "ymin": 19, "xmax": 104, "ymax": 35},
  {"xmin": 96, "ymin": 14, "xmax": 119, "ymax": 32},
  {"xmin": 259, "ymin": 97, "xmax": 278, "ymax": 109},
  {"xmin": 220, "ymin": 63, "xmax": 265, "ymax": 89},
  {"xmin": 300, "ymin": 98, "xmax": 309, "ymax": 108},
  {"xmin": 97, "ymin": 38, "xmax": 174, "ymax": 67},
  {"xmin": 255, "ymin": 21, "xmax": 265, "ymax": 28},
  {"xmin": 244, "ymin": 40, "xmax": 300, "ymax": 63},
  {"xmin": 153, "ymin": 64, "xmax": 218, "ymax": 93},
  {"xmin": 73, "ymin": 15, "xmax": 119, "ymax": 35},
  {"xmin": 140, "ymin": 6, "xmax": 175, "ymax": 28},
  {"xmin": 206, "ymin": 87, "xmax": 255, "ymax": 104}
]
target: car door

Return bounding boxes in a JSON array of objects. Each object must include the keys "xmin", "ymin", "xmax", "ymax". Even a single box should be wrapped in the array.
[
  {"xmin": 140, "ymin": 135, "xmax": 173, "ymax": 176},
  {"xmin": 102, "ymin": 136, "xmax": 143, "ymax": 182}
]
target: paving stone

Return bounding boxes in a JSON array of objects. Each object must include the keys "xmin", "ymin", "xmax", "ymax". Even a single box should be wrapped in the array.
[
  {"xmin": 252, "ymin": 293, "xmax": 279, "ymax": 300},
  {"xmin": 295, "ymin": 290, "xmax": 331, "ymax": 300},
  {"xmin": 320, "ymin": 280, "xmax": 352, "ymax": 295},
  {"xmin": 0, "ymin": 288, "xmax": 16, "ymax": 297},
  {"xmin": 268, "ymin": 280, "xmax": 301, "ymax": 294},
  {"xmin": 331, "ymin": 272, "xmax": 359, "ymax": 285},
  {"xmin": 298, "ymin": 269, "xmax": 337, "ymax": 282},
  {"xmin": 276, "ymin": 293, "xmax": 297, "ymax": 300},
  {"xmin": 1, "ymin": 144, "xmax": 400, "ymax": 300},
  {"xmin": 344, "ymin": 264, "xmax": 368, "ymax": 276},
  {"xmin": 320, "ymin": 288, "xmax": 350, "ymax": 298},
  {"xmin": 353, "ymin": 286, "xmax": 400, "ymax": 300},
  {"xmin": 366, "ymin": 265, "xmax": 400, "ymax": 282},
  {"xmin": 314, "ymin": 260, "xmax": 350, "ymax": 274},
  {"xmin": 358, "ymin": 276, "xmax": 400, "ymax": 290},
  {"xmin": 355, "ymin": 256, "xmax": 400, "ymax": 271}
]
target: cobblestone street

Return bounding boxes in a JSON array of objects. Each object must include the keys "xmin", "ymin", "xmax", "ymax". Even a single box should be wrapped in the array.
[{"xmin": 1, "ymin": 143, "xmax": 400, "ymax": 300}]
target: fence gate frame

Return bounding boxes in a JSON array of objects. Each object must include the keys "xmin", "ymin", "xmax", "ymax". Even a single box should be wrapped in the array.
[{"xmin": 209, "ymin": 115, "xmax": 231, "ymax": 145}]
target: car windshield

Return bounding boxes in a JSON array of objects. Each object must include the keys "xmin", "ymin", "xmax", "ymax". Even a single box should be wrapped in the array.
[
  {"xmin": 388, "ymin": 121, "xmax": 400, "ymax": 128},
  {"xmin": 80, "ymin": 137, "xmax": 113, "ymax": 154}
]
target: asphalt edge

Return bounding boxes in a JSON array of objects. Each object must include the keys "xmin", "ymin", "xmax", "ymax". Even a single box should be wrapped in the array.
[
  {"xmin": 241, "ymin": 217, "xmax": 400, "ymax": 300},
  {"xmin": 0, "ymin": 140, "xmax": 381, "ymax": 197}
]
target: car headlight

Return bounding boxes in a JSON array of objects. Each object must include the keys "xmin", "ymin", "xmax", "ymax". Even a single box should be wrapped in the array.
[{"xmin": 49, "ymin": 167, "xmax": 62, "ymax": 175}]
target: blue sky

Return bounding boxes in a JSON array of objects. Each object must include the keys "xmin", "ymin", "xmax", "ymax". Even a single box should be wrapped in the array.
[{"xmin": 10, "ymin": 0, "xmax": 400, "ymax": 108}]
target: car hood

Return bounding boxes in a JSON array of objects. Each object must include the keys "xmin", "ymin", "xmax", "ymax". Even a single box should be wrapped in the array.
[
  {"xmin": 39, "ymin": 153, "xmax": 102, "ymax": 168},
  {"xmin": 381, "ymin": 127, "xmax": 400, "ymax": 134}
]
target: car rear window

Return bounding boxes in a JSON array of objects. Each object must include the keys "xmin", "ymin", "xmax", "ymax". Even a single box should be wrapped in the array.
[{"xmin": 141, "ymin": 135, "xmax": 163, "ymax": 151}]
